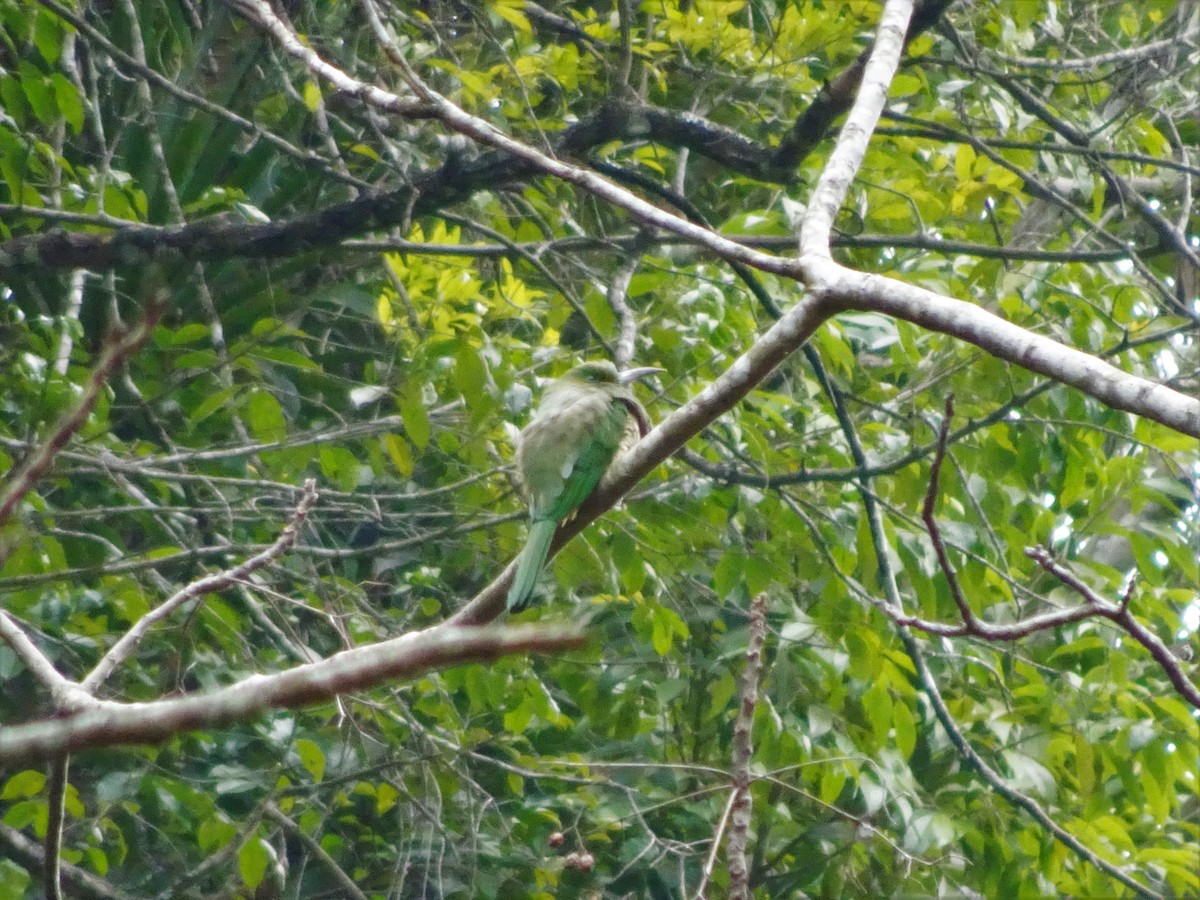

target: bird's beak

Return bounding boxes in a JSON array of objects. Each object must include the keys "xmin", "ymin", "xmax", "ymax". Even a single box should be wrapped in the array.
[{"xmin": 618, "ymin": 366, "xmax": 664, "ymax": 384}]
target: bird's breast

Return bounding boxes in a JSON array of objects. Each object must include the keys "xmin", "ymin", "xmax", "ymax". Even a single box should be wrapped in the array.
[{"xmin": 515, "ymin": 389, "xmax": 630, "ymax": 510}]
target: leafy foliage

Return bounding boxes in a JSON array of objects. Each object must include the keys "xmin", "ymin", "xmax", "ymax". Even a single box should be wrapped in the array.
[{"xmin": 1, "ymin": 0, "xmax": 1197, "ymax": 898}]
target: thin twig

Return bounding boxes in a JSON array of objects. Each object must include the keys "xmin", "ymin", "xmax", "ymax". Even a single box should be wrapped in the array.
[
  {"xmin": 897, "ymin": 628, "xmax": 1161, "ymax": 899},
  {"xmin": 693, "ymin": 792, "xmax": 735, "ymax": 900},
  {"xmin": 607, "ymin": 245, "xmax": 645, "ymax": 369},
  {"xmin": 265, "ymin": 802, "xmax": 369, "ymax": 900},
  {"xmin": 81, "ymin": 479, "xmax": 319, "ymax": 692},
  {"xmin": 0, "ymin": 299, "xmax": 164, "ymax": 533},
  {"xmin": 1027, "ymin": 548, "xmax": 1200, "ymax": 708},
  {"xmin": 44, "ymin": 756, "xmax": 69, "ymax": 900}
]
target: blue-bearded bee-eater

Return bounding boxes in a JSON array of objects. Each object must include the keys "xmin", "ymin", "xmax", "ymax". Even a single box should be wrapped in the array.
[{"xmin": 507, "ymin": 361, "xmax": 660, "ymax": 611}]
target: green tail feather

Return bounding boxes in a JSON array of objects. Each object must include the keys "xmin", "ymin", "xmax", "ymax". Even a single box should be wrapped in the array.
[{"xmin": 507, "ymin": 518, "xmax": 557, "ymax": 612}]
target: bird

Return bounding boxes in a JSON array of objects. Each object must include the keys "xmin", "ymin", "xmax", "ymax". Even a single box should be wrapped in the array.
[{"xmin": 507, "ymin": 361, "xmax": 661, "ymax": 611}]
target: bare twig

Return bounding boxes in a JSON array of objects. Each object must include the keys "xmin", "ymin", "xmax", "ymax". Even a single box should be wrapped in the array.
[
  {"xmin": 693, "ymin": 792, "xmax": 735, "ymax": 900},
  {"xmin": 0, "ymin": 300, "xmax": 164, "ymax": 533},
  {"xmin": 908, "ymin": 399, "xmax": 1200, "ymax": 708},
  {"xmin": 265, "ymin": 802, "xmax": 369, "ymax": 900},
  {"xmin": 1027, "ymin": 548, "xmax": 1200, "ymax": 708},
  {"xmin": 81, "ymin": 479, "xmax": 319, "ymax": 692},
  {"xmin": 993, "ymin": 25, "xmax": 1199, "ymax": 70},
  {"xmin": 897, "ymin": 628, "xmax": 1161, "ymax": 899},
  {"xmin": 44, "ymin": 756, "xmax": 69, "ymax": 900}
]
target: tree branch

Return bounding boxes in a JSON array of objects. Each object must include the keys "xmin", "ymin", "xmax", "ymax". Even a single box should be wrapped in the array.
[
  {"xmin": 0, "ymin": 299, "xmax": 164, "ymax": 534},
  {"xmin": 80, "ymin": 479, "xmax": 319, "ymax": 693},
  {"xmin": 897, "ymin": 628, "xmax": 1161, "ymax": 899},
  {"xmin": 264, "ymin": 801, "xmax": 369, "ymax": 900},
  {"xmin": 1026, "ymin": 548, "xmax": 1200, "ymax": 708},
  {"xmin": 727, "ymin": 592, "xmax": 768, "ymax": 900},
  {"xmin": 0, "ymin": 625, "xmax": 584, "ymax": 764},
  {"xmin": 0, "ymin": 821, "xmax": 138, "ymax": 900}
]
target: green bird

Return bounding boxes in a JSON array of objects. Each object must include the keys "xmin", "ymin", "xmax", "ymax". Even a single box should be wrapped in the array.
[{"xmin": 507, "ymin": 361, "xmax": 660, "ymax": 611}]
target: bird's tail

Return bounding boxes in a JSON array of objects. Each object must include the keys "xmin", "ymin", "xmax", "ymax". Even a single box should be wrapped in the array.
[{"xmin": 507, "ymin": 518, "xmax": 557, "ymax": 612}]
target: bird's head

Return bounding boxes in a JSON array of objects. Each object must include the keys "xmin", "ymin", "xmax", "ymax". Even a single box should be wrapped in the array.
[{"xmin": 563, "ymin": 361, "xmax": 662, "ymax": 385}]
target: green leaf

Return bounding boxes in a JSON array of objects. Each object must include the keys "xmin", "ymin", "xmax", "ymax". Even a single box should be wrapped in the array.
[
  {"xmin": 1, "ymin": 770, "xmax": 45, "ymax": 800},
  {"xmin": 382, "ymin": 433, "xmax": 413, "ymax": 477},
  {"xmin": 302, "ymin": 81, "xmax": 321, "ymax": 112},
  {"xmin": 399, "ymin": 391, "xmax": 431, "ymax": 449},
  {"xmin": 50, "ymin": 74, "xmax": 83, "ymax": 133},
  {"xmin": 650, "ymin": 604, "xmax": 688, "ymax": 656},
  {"xmin": 503, "ymin": 694, "xmax": 536, "ymax": 733},
  {"xmin": 862, "ymin": 680, "xmax": 891, "ymax": 741},
  {"xmin": 295, "ymin": 738, "xmax": 325, "ymax": 782},
  {"xmin": 84, "ymin": 847, "xmax": 108, "ymax": 876},
  {"xmin": 33, "ymin": 9, "xmax": 64, "ymax": 64},
  {"xmin": 199, "ymin": 817, "xmax": 237, "ymax": 853},
  {"xmin": 319, "ymin": 445, "xmax": 363, "ymax": 492},
  {"xmin": 0, "ymin": 860, "xmax": 30, "ymax": 896},
  {"xmin": 492, "ymin": 0, "xmax": 531, "ymax": 33},
  {"xmin": 712, "ymin": 551, "xmax": 742, "ymax": 599},
  {"xmin": 164, "ymin": 323, "xmax": 211, "ymax": 346},
  {"xmin": 454, "ymin": 344, "xmax": 486, "ymax": 400},
  {"xmin": 238, "ymin": 837, "xmax": 271, "ymax": 889},
  {"xmin": 819, "ymin": 766, "xmax": 846, "ymax": 805},
  {"xmin": 377, "ymin": 782, "xmax": 399, "ymax": 815},
  {"xmin": 188, "ymin": 385, "xmax": 239, "ymax": 425},
  {"xmin": 244, "ymin": 390, "xmax": 287, "ymax": 442}
]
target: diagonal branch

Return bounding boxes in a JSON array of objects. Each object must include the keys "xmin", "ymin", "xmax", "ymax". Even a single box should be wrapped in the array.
[
  {"xmin": 1027, "ymin": 548, "xmax": 1200, "ymax": 709},
  {"xmin": 80, "ymin": 479, "xmax": 320, "ymax": 693},
  {"xmin": 0, "ymin": 614, "xmax": 97, "ymax": 711},
  {"xmin": 0, "ymin": 299, "xmax": 165, "ymax": 534},
  {"xmin": 897, "ymin": 628, "xmax": 1161, "ymax": 899}
]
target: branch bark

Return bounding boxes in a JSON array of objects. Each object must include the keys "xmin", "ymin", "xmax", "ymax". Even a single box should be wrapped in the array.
[
  {"xmin": 727, "ymin": 592, "xmax": 768, "ymax": 900},
  {"xmin": 0, "ymin": 625, "xmax": 584, "ymax": 764}
]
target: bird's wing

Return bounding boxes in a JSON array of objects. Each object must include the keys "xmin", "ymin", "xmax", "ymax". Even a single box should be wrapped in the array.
[{"xmin": 519, "ymin": 392, "xmax": 628, "ymax": 521}]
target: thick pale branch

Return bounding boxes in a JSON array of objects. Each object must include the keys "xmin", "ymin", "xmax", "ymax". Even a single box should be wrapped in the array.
[
  {"xmin": 0, "ymin": 614, "xmax": 96, "ymax": 711},
  {"xmin": 0, "ymin": 625, "xmax": 584, "ymax": 764},
  {"xmin": 800, "ymin": 0, "xmax": 914, "ymax": 257},
  {"xmin": 823, "ymin": 263, "xmax": 1200, "ymax": 437}
]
